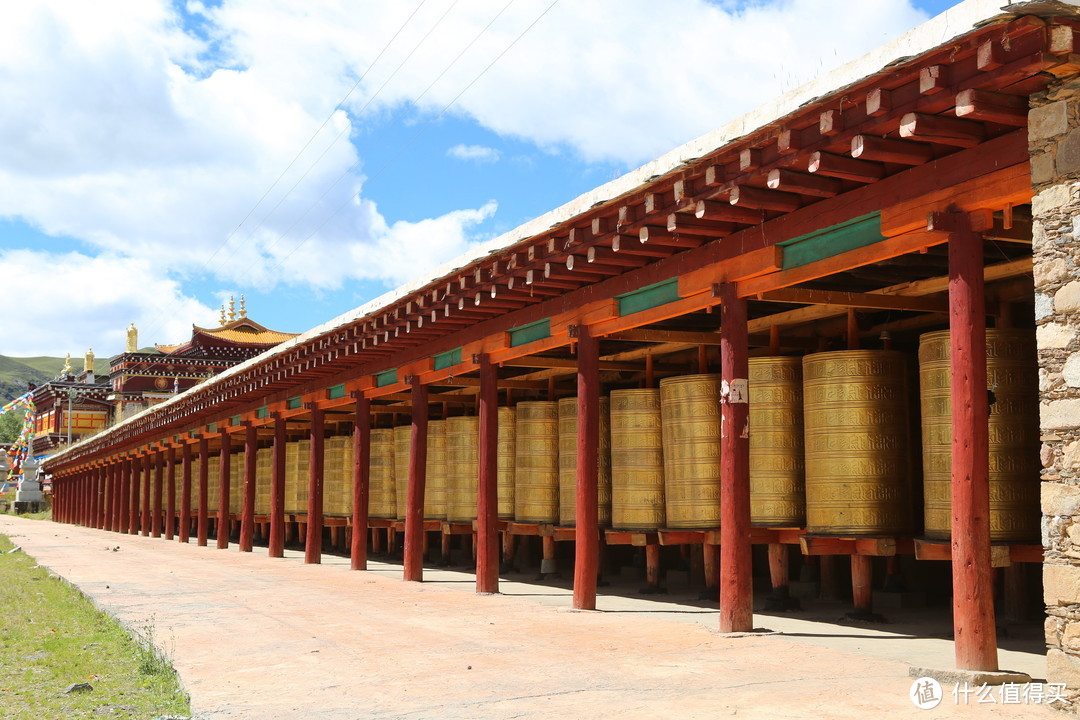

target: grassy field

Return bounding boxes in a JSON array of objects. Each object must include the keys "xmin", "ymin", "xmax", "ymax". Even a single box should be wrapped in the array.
[{"xmin": 0, "ymin": 534, "xmax": 190, "ymax": 719}]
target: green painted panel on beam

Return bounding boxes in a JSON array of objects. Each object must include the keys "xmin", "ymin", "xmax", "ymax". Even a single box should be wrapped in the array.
[
  {"xmin": 779, "ymin": 212, "xmax": 883, "ymax": 270},
  {"xmin": 375, "ymin": 369, "xmax": 398, "ymax": 388},
  {"xmin": 286, "ymin": 397, "xmax": 302, "ymax": 410},
  {"xmin": 617, "ymin": 278, "xmax": 680, "ymax": 316},
  {"xmin": 433, "ymin": 347, "xmax": 463, "ymax": 371},
  {"xmin": 230, "ymin": 414, "xmax": 242, "ymax": 426},
  {"xmin": 256, "ymin": 406, "xmax": 269, "ymax": 419},
  {"xmin": 188, "ymin": 430, "xmax": 196, "ymax": 439},
  {"xmin": 327, "ymin": 384, "xmax": 346, "ymax": 400},
  {"xmin": 509, "ymin": 319, "xmax": 551, "ymax": 348},
  {"xmin": 207, "ymin": 422, "xmax": 217, "ymax": 433}
]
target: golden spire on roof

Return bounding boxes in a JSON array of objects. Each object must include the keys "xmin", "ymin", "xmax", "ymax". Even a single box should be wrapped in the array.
[
  {"xmin": 239, "ymin": 294, "xmax": 247, "ymax": 318},
  {"xmin": 62, "ymin": 353, "xmax": 72, "ymax": 376},
  {"xmin": 219, "ymin": 303, "xmax": 227, "ymax": 327},
  {"xmin": 228, "ymin": 296, "xmax": 236, "ymax": 322}
]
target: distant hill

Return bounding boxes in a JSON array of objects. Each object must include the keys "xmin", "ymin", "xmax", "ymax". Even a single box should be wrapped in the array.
[{"xmin": 0, "ymin": 356, "xmax": 58, "ymax": 403}]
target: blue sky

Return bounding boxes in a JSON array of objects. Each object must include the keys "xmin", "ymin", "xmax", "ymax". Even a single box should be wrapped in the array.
[{"xmin": 0, "ymin": 0, "xmax": 958, "ymax": 357}]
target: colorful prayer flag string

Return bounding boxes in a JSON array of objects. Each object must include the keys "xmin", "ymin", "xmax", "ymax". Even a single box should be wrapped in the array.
[{"xmin": 2, "ymin": 391, "xmax": 36, "ymax": 479}]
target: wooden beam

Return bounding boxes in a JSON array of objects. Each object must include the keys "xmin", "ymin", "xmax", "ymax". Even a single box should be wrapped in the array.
[
  {"xmin": 766, "ymin": 168, "xmax": 842, "ymax": 197},
  {"xmin": 955, "ymin": 88, "xmax": 1027, "ymax": 126},
  {"xmin": 807, "ymin": 151, "xmax": 884, "ymax": 182},
  {"xmin": 605, "ymin": 329, "xmax": 723, "ymax": 345},
  {"xmin": 730, "ymin": 185, "xmax": 801, "ymax": 212},
  {"xmin": 851, "ymin": 135, "xmax": 933, "ymax": 165},
  {"xmin": 899, "ymin": 112, "xmax": 986, "ymax": 148},
  {"xmin": 757, "ymin": 288, "xmax": 949, "ymax": 312}
]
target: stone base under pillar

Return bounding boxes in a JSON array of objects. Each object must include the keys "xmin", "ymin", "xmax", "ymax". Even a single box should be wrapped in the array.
[{"xmin": 908, "ymin": 665, "xmax": 1032, "ymax": 686}]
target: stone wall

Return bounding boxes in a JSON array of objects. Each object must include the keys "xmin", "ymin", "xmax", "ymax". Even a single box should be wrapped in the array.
[{"xmin": 1033, "ymin": 76, "xmax": 1080, "ymax": 701}]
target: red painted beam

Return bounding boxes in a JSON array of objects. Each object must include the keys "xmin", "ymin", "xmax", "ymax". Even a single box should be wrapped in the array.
[
  {"xmin": 217, "ymin": 433, "xmax": 231, "ymax": 550},
  {"xmin": 240, "ymin": 424, "xmax": 257, "ymax": 552},
  {"xmin": 573, "ymin": 325, "xmax": 600, "ymax": 610},
  {"xmin": 476, "ymin": 355, "xmax": 499, "ymax": 594},
  {"xmin": 947, "ymin": 211, "xmax": 998, "ymax": 672},
  {"xmin": 269, "ymin": 415, "xmax": 286, "ymax": 558},
  {"xmin": 304, "ymin": 408, "xmax": 325, "ymax": 564},
  {"xmin": 719, "ymin": 282, "xmax": 753, "ymax": 633},
  {"xmin": 351, "ymin": 397, "xmax": 371, "ymax": 571},
  {"xmin": 404, "ymin": 379, "xmax": 428, "ymax": 582}
]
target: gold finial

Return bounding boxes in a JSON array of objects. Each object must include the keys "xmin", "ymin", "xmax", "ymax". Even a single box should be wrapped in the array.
[
  {"xmin": 126, "ymin": 323, "xmax": 138, "ymax": 353},
  {"xmin": 219, "ymin": 303, "xmax": 227, "ymax": 327},
  {"xmin": 239, "ymin": 294, "xmax": 247, "ymax": 318},
  {"xmin": 62, "ymin": 353, "xmax": 72, "ymax": 375},
  {"xmin": 84, "ymin": 348, "xmax": 95, "ymax": 373},
  {"xmin": 228, "ymin": 295, "xmax": 236, "ymax": 322}
]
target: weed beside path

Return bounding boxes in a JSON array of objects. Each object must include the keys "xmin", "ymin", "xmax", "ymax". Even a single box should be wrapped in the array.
[{"xmin": 0, "ymin": 534, "xmax": 190, "ymax": 719}]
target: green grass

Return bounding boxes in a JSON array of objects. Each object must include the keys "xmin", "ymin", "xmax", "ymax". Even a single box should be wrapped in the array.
[{"xmin": 0, "ymin": 535, "xmax": 190, "ymax": 719}]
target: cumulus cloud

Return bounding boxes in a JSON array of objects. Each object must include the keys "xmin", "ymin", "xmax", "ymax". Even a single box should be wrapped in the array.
[
  {"xmin": 0, "ymin": 0, "xmax": 931, "ymax": 356},
  {"xmin": 0, "ymin": 249, "xmax": 217, "ymax": 356},
  {"xmin": 447, "ymin": 144, "xmax": 502, "ymax": 163}
]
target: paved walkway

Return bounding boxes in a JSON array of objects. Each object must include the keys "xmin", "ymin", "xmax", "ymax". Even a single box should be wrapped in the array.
[{"xmin": 0, "ymin": 515, "xmax": 1058, "ymax": 719}]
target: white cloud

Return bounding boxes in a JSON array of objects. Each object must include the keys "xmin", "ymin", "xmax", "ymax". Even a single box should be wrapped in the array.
[
  {"xmin": 0, "ymin": 0, "xmax": 931, "ymax": 336},
  {"xmin": 0, "ymin": 249, "xmax": 217, "ymax": 357},
  {"xmin": 447, "ymin": 144, "xmax": 502, "ymax": 163}
]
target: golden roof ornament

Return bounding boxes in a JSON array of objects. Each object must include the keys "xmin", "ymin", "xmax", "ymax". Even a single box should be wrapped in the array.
[
  {"xmin": 126, "ymin": 323, "xmax": 138, "ymax": 353},
  {"xmin": 239, "ymin": 294, "xmax": 247, "ymax": 318},
  {"xmin": 228, "ymin": 296, "xmax": 236, "ymax": 322},
  {"xmin": 84, "ymin": 348, "xmax": 95, "ymax": 373},
  {"xmin": 62, "ymin": 353, "xmax": 72, "ymax": 376},
  {"xmin": 219, "ymin": 304, "xmax": 227, "ymax": 327}
]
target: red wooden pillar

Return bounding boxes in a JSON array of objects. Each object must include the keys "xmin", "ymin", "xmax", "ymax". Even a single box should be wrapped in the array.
[
  {"xmin": 93, "ymin": 466, "xmax": 103, "ymax": 529},
  {"xmin": 304, "ymin": 407, "xmax": 325, "ymax": 564},
  {"xmin": 121, "ymin": 456, "xmax": 132, "ymax": 534},
  {"xmin": 197, "ymin": 437, "xmax": 209, "ymax": 547},
  {"xmin": 404, "ymin": 378, "xmax": 428, "ymax": 582},
  {"xmin": 240, "ymin": 424, "xmax": 257, "ymax": 552},
  {"xmin": 719, "ymin": 281, "xmax": 753, "ymax": 633},
  {"xmin": 946, "ymin": 211, "xmax": 998, "ymax": 671},
  {"xmin": 152, "ymin": 450, "xmax": 163, "ymax": 538},
  {"xmin": 218, "ymin": 432, "xmax": 231, "ymax": 550},
  {"xmin": 351, "ymin": 397, "xmax": 371, "ymax": 571},
  {"xmin": 573, "ymin": 324, "xmax": 600, "ymax": 610},
  {"xmin": 108, "ymin": 462, "xmax": 119, "ymax": 532},
  {"xmin": 165, "ymin": 445, "xmax": 176, "ymax": 540},
  {"xmin": 269, "ymin": 414, "xmax": 286, "ymax": 558},
  {"xmin": 851, "ymin": 555, "xmax": 873, "ymax": 612},
  {"xmin": 476, "ymin": 355, "xmax": 499, "ymax": 594},
  {"xmin": 141, "ymin": 453, "xmax": 151, "ymax": 536},
  {"xmin": 100, "ymin": 464, "xmax": 109, "ymax": 530}
]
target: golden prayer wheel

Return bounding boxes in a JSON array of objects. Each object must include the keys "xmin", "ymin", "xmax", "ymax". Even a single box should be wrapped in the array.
[
  {"xmin": 749, "ymin": 357, "xmax": 805, "ymax": 527},
  {"xmin": 610, "ymin": 389, "xmax": 665, "ymax": 530},
  {"xmin": 284, "ymin": 440, "xmax": 309, "ymax": 515},
  {"xmin": 919, "ymin": 329, "xmax": 1039, "ymax": 542},
  {"xmin": 368, "ymin": 428, "xmax": 396, "ymax": 519},
  {"xmin": 393, "ymin": 425, "xmax": 411, "ymax": 520},
  {"xmin": 255, "ymin": 447, "xmax": 272, "ymax": 516},
  {"xmin": 557, "ymin": 397, "xmax": 612, "ymax": 527},
  {"xmin": 803, "ymin": 350, "xmax": 912, "ymax": 535},
  {"xmin": 206, "ymin": 453, "xmax": 221, "ymax": 513},
  {"xmin": 514, "ymin": 401, "xmax": 560, "ymax": 524},
  {"xmin": 660, "ymin": 374, "xmax": 721, "ymax": 529},
  {"xmin": 497, "ymin": 407, "xmax": 516, "ymax": 519},
  {"xmin": 229, "ymin": 451, "xmax": 243, "ymax": 514},
  {"xmin": 445, "ymin": 416, "xmax": 479, "ymax": 522},
  {"xmin": 323, "ymin": 436, "xmax": 353, "ymax": 517},
  {"xmin": 426, "ymin": 420, "xmax": 447, "ymax": 520}
]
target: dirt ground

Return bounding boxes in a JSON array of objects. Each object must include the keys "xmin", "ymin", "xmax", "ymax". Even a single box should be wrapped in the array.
[{"xmin": 0, "ymin": 515, "xmax": 1060, "ymax": 719}]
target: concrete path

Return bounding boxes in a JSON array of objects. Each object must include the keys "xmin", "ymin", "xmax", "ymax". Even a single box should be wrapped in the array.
[{"xmin": 0, "ymin": 515, "xmax": 1058, "ymax": 719}]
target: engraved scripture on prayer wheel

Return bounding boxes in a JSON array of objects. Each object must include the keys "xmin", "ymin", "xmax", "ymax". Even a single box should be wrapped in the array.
[
  {"xmin": 230, "ymin": 452, "xmax": 242, "ymax": 515},
  {"xmin": 497, "ymin": 407, "xmax": 516, "ymax": 520},
  {"xmin": 803, "ymin": 350, "xmax": 912, "ymax": 535},
  {"xmin": 206, "ymin": 450, "xmax": 221, "ymax": 513},
  {"xmin": 284, "ymin": 440, "xmax": 309, "ymax": 515},
  {"xmin": 445, "ymin": 416, "xmax": 479, "ymax": 522},
  {"xmin": 323, "ymin": 436, "xmax": 353, "ymax": 517},
  {"xmin": 557, "ymin": 397, "xmax": 612, "ymax": 527},
  {"xmin": 610, "ymin": 389, "xmax": 665, "ymax": 530},
  {"xmin": 425, "ymin": 420, "xmax": 447, "ymax": 520},
  {"xmin": 393, "ymin": 425, "xmax": 410, "ymax": 521},
  {"xmin": 368, "ymin": 429, "xmax": 396, "ymax": 519},
  {"xmin": 660, "ymin": 374, "xmax": 722, "ymax": 529},
  {"xmin": 514, "ymin": 401, "xmax": 560, "ymax": 523},
  {"xmin": 749, "ymin": 357, "xmax": 805, "ymax": 527},
  {"xmin": 919, "ymin": 329, "xmax": 1039, "ymax": 542}
]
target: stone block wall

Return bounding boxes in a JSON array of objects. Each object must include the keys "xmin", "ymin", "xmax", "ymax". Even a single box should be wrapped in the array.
[{"xmin": 1033, "ymin": 76, "xmax": 1080, "ymax": 699}]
